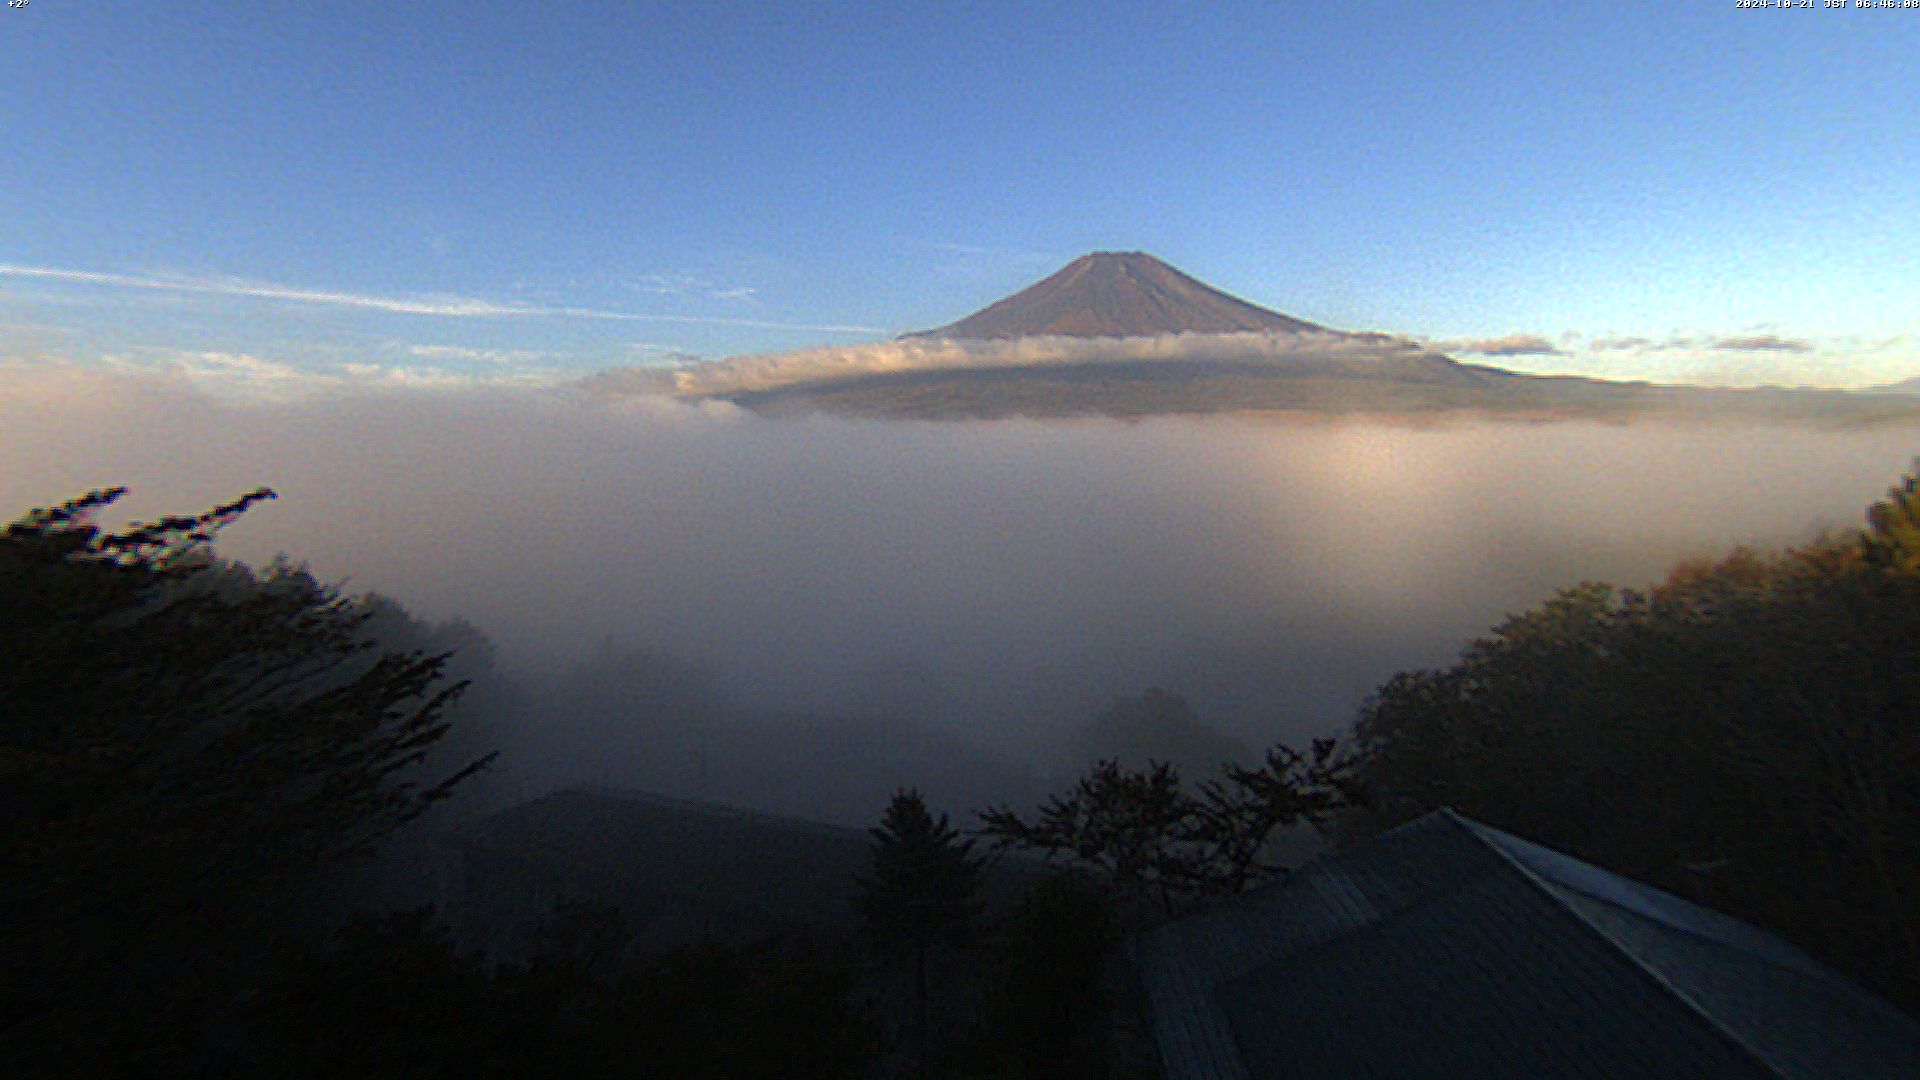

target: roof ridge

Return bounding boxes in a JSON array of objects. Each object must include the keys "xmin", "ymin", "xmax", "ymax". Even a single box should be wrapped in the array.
[
  {"xmin": 1454, "ymin": 814, "xmax": 1836, "ymax": 979},
  {"xmin": 1449, "ymin": 810, "xmax": 1788, "ymax": 1080},
  {"xmin": 1540, "ymin": 875, "xmax": 1835, "ymax": 982}
]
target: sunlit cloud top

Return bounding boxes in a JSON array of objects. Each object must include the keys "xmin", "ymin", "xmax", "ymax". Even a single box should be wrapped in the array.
[{"xmin": 588, "ymin": 330, "xmax": 1430, "ymax": 399}]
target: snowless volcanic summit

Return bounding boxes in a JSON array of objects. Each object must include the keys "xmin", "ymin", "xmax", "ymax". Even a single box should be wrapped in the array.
[{"xmin": 905, "ymin": 251, "xmax": 1324, "ymax": 340}]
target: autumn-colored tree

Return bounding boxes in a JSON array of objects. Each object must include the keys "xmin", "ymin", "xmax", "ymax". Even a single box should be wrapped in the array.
[{"xmin": 1344, "ymin": 460, "xmax": 1920, "ymax": 1015}]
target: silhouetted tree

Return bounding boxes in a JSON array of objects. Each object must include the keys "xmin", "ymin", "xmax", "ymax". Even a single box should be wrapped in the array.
[
  {"xmin": 528, "ymin": 897, "xmax": 637, "ymax": 984},
  {"xmin": 980, "ymin": 739, "xmax": 1366, "ymax": 920},
  {"xmin": 982, "ymin": 760, "xmax": 1197, "ymax": 919},
  {"xmin": 0, "ymin": 487, "xmax": 493, "ymax": 1072},
  {"xmin": 1191, "ymin": 737, "xmax": 1372, "ymax": 895},
  {"xmin": 858, "ymin": 789, "xmax": 982, "ymax": 1080},
  {"xmin": 244, "ymin": 909, "xmax": 875, "ymax": 1080},
  {"xmin": 622, "ymin": 938, "xmax": 875, "ymax": 1080},
  {"xmin": 241, "ymin": 908, "xmax": 499, "ymax": 1079}
]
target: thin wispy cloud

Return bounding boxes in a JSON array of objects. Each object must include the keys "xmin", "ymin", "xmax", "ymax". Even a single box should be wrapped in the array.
[
  {"xmin": 624, "ymin": 342, "xmax": 702, "ymax": 362},
  {"xmin": 341, "ymin": 362, "xmax": 570, "ymax": 391},
  {"xmin": 406, "ymin": 344, "xmax": 555, "ymax": 365},
  {"xmin": 67, "ymin": 346, "xmax": 574, "ymax": 402},
  {"xmin": 0, "ymin": 264, "xmax": 527, "ymax": 316},
  {"xmin": 1590, "ymin": 336, "xmax": 1657, "ymax": 351},
  {"xmin": 1442, "ymin": 333, "xmax": 1566, "ymax": 357},
  {"xmin": 550, "ymin": 271, "xmax": 763, "ymax": 303},
  {"xmin": 616, "ymin": 273, "xmax": 753, "ymax": 300},
  {"xmin": 1709, "ymin": 334, "xmax": 1813, "ymax": 353},
  {"xmin": 1589, "ymin": 333, "xmax": 1829, "ymax": 355},
  {"xmin": 561, "ymin": 308, "xmax": 877, "ymax": 332},
  {"xmin": 1519, "ymin": 328, "xmax": 1917, "ymax": 388},
  {"xmin": 0, "ymin": 264, "xmax": 882, "ymax": 334},
  {"xmin": 905, "ymin": 239, "xmax": 1058, "ymax": 265},
  {"xmin": 149, "ymin": 350, "xmax": 314, "ymax": 393},
  {"xmin": 0, "ymin": 317, "xmax": 74, "ymax": 332}
]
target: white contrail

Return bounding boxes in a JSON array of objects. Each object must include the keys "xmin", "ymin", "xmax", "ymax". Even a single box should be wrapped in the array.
[{"xmin": 0, "ymin": 263, "xmax": 884, "ymax": 334}]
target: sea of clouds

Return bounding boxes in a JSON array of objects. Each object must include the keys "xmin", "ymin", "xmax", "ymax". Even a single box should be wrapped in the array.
[{"xmin": 5, "ymin": 358, "xmax": 1915, "ymax": 819}]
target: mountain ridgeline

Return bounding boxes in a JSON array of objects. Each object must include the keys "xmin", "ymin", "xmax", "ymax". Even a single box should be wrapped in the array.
[{"xmin": 594, "ymin": 253, "xmax": 1920, "ymax": 425}]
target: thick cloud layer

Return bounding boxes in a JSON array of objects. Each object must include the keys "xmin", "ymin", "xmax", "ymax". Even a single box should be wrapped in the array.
[
  {"xmin": 588, "ymin": 330, "xmax": 1430, "ymax": 398},
  {"xmin": 5, "ymin": 361, "xmax": 1915, "ymax": 820}
]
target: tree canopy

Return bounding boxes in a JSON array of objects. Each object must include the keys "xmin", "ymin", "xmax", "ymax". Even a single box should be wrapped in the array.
[
  {"xmin": 858, "ymin": 788, "xmax": 983, "ymax": 953},
  {"xmin": 0, "ymin": 487, "xmax": 492, "ymax": 1068},
  {"xmin": 857, "ymin": 788, "xmax": 982, "ymax": 1080},
  {"xmin": 981, "ymin": 735, "xmax": 1367, "ymax": 919},
  {"xmin": 1343, "ymin": 463, "xmax": 1920, "ymax": 1015},
  {"xmin": 967, "ymin": 870, "xmax": 1120, "ymax": 1080}
]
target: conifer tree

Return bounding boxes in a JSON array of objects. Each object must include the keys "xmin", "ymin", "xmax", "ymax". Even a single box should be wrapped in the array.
[{"xmin": 857, "ymin": 789, "xmax": 980, "ymax": 1080}]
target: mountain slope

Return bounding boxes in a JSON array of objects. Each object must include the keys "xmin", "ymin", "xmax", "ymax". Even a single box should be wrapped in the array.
[
  {"xmin": 723, "ymin": 357, "xmax": 1920, "ymax": 424},
  {"xmin": 905, "ymin": 252, "xmax": 1322, "ymax": 340},
  {"xmin": 444, "ymin": 789, "xmax": 1045, "ymax": 958}
]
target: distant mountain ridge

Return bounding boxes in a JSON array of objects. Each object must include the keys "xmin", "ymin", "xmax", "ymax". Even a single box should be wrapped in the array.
[
  {"xmin": 905, "ymin": 251, "xmax": 1324, "ymax": 340},
  {"xmin": 442, "ymin": 788, "xmax": 1045, "ymax": 959},
  {"xmin": 724, "ymin": 357, "xmax": 1920, "ymax": 425},
  {"xmin": 1871, "ymin": 375, "xmax": 1920, "ymax": 395}
]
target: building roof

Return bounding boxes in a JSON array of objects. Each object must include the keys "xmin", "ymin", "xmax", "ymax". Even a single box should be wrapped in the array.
[{"xmin": 1131, "ymin": 809, "xmax": 1920, "ymax": 1080}]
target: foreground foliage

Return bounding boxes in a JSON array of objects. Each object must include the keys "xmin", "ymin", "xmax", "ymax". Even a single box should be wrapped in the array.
[
  {"xmin": 859, "ymin": 789, "xmax": 983, "ymax": 1080},
  {"xmin": 244, "ymin": 910, "xmax": 874, "ymax": 1080},
  {"xmin": 963, "ymin": 871, "xmax": 1122, "ymax": 1080},
  {"xmin": 981, "ymin": 734, "xmax": 1367, "ymax": 919},
  {"xmin": 1346, "ymin": 465, "xmax": 1920, "ymax": 1013},
  {"xmin": 0, "ymin": 488, "xmax": 491, "ymax": 1072}
]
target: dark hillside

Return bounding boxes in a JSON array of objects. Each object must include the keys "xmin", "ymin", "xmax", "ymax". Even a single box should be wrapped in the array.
[{"xmin": 445, "ymin": 789, "xmax": 1042, "ymax": 960}]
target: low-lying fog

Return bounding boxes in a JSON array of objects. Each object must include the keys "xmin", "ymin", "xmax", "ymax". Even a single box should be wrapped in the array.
[{"xmin": 5, "ymin": 362, "xmax": 1914, "ymax": 823}]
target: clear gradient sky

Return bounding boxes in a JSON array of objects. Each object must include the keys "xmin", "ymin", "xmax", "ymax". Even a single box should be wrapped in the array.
[{"xmin": 3, "ymin": 1, "xmax": 1915, "ymax": 390}]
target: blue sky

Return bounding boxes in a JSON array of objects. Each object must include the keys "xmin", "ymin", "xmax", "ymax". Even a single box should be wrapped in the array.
[{"xmin": 3, "ymin": 0, "xmax": 1916, "ymax": 389}]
